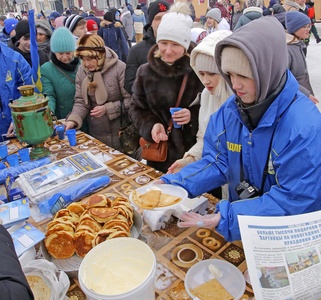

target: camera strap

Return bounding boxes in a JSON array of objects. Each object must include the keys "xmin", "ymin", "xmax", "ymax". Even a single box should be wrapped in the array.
[{"xmin": 239, "ymin": 96, "xmax": 296, "ymax": 196}]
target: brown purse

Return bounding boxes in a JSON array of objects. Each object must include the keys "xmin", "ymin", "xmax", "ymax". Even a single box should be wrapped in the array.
[
  {"xmin": 139, "ymin": 138, "xmax": 168, "ymax": 162},
  {"xmin": 139, "ymin": 74, "xmax": 188, "ymax": 162}
]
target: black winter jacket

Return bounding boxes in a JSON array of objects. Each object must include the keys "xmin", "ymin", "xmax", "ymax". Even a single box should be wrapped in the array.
[
  {"xmin": 129, "ymin": 43, "xmax": 203, "ymax": 173},
  {"xmin": 124, "ymin": 25, "xmax": 156, "ymax": 95}
]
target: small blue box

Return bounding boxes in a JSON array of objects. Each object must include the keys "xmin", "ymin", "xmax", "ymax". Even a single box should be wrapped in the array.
[{"xmin": 5, "ymin": 174, "xmax": 24, "ymax": 202}]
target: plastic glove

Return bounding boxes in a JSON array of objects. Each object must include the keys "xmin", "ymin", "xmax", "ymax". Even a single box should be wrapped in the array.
[
  {"xmin": 177, "ymin": 211, "xmax": 221, "ymax": 228},
  {"xmin": 309, "ymin": 94, "xmax": 319, "ymax": 104},
  {"xmin": 167, "ymin": 156, "xmax": 195, "ymax": 174},
  {"xmin": 153, "ymin": 179, "xmax": 165, "ymax": 184}
]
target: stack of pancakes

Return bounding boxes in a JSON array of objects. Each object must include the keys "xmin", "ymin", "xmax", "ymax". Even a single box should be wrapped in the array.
[{"xmin": 44, "ymin": 195, "xmax": 134, "ymax": 259}]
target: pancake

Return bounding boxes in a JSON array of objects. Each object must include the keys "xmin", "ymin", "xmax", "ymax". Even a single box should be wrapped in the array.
[
  {"xmin": 116, "ymin": 206, "xmax": 133, "ymax": 223},
  {"xmin": 26, "ymin": 275, "xmax": 51, "ymax": 300},
  {"xmin": 102, "ymin": 219, "xmax": 130, "ymax": 232},
  {"xmin": 45, "ymin": 231, "xmax": 75, "ymax": 259},
  {"xmin": 87, "ymin": 194, "xmax": 108, "ymax": 208},
  {"xmin": 67, "ymin": 202, "xmax": 87, "ymax": 216},
  {"xmin": 75, "ymin": 231, "xmax": 96, "ymax": 258},
  {"xmin": 76, "ymin": 224, "xmax": 98, "ymax": 234},
  {"xmin": 54, "ymin": 215, "xmax": 79, "ymax": 226},
  {"xmin": 112, "ymin": 197, "xmax": 131, "ymax": 206},
  {"xmin": 190, "ymin": 278, "xmax": 233, "ymax": 300},
  {"xmin": 92, "ymin": 229, "xmax": 117, "ymax": 246},
  {"xmin": 47, "ymin": 219, "xmax": 77, "ymax": 232},
  {"xmin": 88, "ymin": 207, "xmax": 118, "ymax": 223},
  {"xmin": 158, "ymin": 194, "xmax": 181, "ymax": 207},
  {"xmin": 115, "ymin": 214, "xmax": 129, "ymax": 222},
  {"xmin": 46, "ymin": 223, "xmax": 75, "ymax": 236},
  {"xmin": 107, "ymin": 230, "xmax": 130, "ymax": 239},
  {"xmin": 54, "ymin": 208, "xmax": 78, "ymax": 219},
  {"xmin": 78, "ymin": 218, "xmax": 102, "ymax": 232},
  {"xmin": 133, "ymin": 189, "xmax": 181, "ymax": 209},
  {"xmin": 140, "ymin": 190, "xmax": 161, "ymax": 209}
]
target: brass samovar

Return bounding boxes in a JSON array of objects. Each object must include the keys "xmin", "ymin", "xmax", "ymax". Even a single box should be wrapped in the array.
[{"xmin": 9, "ymin": 85, "xmax": 54, "ymax": 159}]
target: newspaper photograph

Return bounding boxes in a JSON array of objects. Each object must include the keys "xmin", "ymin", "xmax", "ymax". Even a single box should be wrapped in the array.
[{"xmin": 238, "ymin": 211, "xmax": 321, "ymax": 300}]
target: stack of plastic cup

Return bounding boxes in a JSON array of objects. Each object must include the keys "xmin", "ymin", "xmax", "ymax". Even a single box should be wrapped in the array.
[
  {"xmin": 66, "ymin": 129, "xmax": 77, "ymax": 146},
  {"xmin": 55, "ymin": 125, "xmax": 65, "ymax": 140},
  {"xmin": 18, "ymin": 148, "xmax": 30, "ymax": 163},
  {"xmin": 0, "ymin": 143, "xmax": 8, "ymax": 160},
  {"xmin": 6, "ymin": 154, "xmax": 20, "ymax": 167}
]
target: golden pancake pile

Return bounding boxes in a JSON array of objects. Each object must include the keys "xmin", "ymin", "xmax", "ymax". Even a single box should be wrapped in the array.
[
  {"xmin": 44, "ymin": 194, "xmax": 134, "ymax": 259},
  {"xmin": 132, "ymin": 189, "xmax": 181, "ymax": 209},
  {"xmin": 190, "ymin": 278, "xmax": 233, "ymax": 300}
]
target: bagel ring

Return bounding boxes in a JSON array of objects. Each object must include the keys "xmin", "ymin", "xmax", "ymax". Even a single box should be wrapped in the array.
[
  {"xmin": 121, "ymin": 183, "xmax": 132, "ymax": 190},
  {"xmin": 123, "ymin": 189, "xmax": 132, "ymax": 196},
  {"xmin": 202, "ymin": 237, "xmax": 221, "ymax": 251},
  {"xmin": 196, "ymin": 228, "xmax": 211, "ymax": 238}
]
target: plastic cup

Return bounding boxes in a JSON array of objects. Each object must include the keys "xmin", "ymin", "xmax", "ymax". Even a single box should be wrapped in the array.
[
  {"xmin": 6, "ymin": 154, "xmax": 20, "ymax": 167},
  {"xmin": 18, "ymin": 148, "xmax": 30, "ymax": 162},
  {"xmin": 55, "ymin": 125, "xmax": 65, "ymax": 140},
  {"xmin": 66, "ymin": 129, "xmax": 77, "ymax": 146},
  {"xmin": 170, "ymin": 107, "xmax": 183, "ymax": 128},
  {"xmin": 0, "ymin": 143, "xmax": 8, "ymax": 159}
]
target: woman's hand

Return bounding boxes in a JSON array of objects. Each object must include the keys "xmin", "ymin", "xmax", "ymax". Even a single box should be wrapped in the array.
[
  {"xmin": 6, "ymin": 123, "xmax": 15, "ymax": 137},
  {"xmin": 151, "ymin": 123, "xmax": 168, "ymax": 143},
  {"xmin": 171, "ymin": 108, "xmax": 191, "ymax": 126},
  {"xmin": 64, "ymin": 121, "xmax": 76, "ymax": 130},
  {"xmin": 90, "ymin": 105, "xmax": 106, "ymax": 118},
  {"xmin": 167, "ymin": 156, "xmax": 195, "ymax": 174},
  {"xmin": 177, "ymin": 211, "xmax": 221, "ymax": 229}
]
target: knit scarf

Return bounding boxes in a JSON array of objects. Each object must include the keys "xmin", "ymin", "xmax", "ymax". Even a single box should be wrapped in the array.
[
  {"xmin": 81, "ymin": 69, "xmax": 108, "ymax": 105},
  {"xmin": 51, "ymin": 53, "xmax": 79, "ymax": 72}
]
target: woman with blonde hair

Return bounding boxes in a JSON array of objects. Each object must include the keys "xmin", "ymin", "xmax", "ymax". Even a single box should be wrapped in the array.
[
  {"xmin": 167, "ymin": 30, "xmax": 232, "ymax": 197},
  {"xmin": 129, "ymin": 1, "xmax": 203, "ymax": 173}
]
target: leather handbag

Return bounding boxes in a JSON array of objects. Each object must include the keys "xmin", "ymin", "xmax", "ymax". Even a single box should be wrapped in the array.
[
  {"xmin": 139, "ymin": 73, "xmax": 189, "ymax": 162},
  {"xmin": 139, "ymin": 138, "xmax": 168, "ymax": 162}
]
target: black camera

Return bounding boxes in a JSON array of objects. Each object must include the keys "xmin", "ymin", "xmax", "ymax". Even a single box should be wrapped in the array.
[{"xmin": 235, "ymin": 180, "xmax": 260, "ymax": 199}]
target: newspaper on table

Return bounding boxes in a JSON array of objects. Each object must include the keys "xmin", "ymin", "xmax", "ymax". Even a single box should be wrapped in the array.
[
  {"xmin": 17, "ymin": 151, "xmax": 109, "ymax": 205},
  {"xmin": 238, "ymin": 211, "xmax": 321, "ymax": 300}
]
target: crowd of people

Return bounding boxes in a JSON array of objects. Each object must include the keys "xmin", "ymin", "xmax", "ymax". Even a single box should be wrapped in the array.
[{"xmin": 0, "ymin": 0, "xmax": 321, "ymax": 257}]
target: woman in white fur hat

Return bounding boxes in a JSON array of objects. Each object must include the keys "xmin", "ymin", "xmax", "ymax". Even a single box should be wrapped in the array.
[
  {"xmin": 167, "ymin": 30, "xmax": 232, "ymax": 198},
  {"xmin": 129, "ymin": 1, "xmax": 204, "ymax": 173}
]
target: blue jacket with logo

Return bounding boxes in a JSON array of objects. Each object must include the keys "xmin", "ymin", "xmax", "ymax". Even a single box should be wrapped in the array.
[
  {"xmin": 161, "ymin": 71, "xmax": 321, "ymax": 241},
  {"xmin": 0, "ymin": 44, "xmax": 32, "ymax": 137}
]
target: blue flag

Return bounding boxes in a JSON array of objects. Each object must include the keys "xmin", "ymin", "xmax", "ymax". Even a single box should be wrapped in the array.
[{"xmin": 28, "ymin": 9, "xmax": 42, "ymax": 93}]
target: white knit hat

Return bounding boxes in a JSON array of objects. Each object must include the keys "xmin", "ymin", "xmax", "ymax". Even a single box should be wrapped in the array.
[
  {"xmin": 206, "ymin": 8, "xmax": 222, "ymax": 23},
  {"xmin": 191, "ymin": 30, "xmax": 232, "ymax": 73},
  {"xmin": 221, "ymin": 46, "xmax": 253, "ymax": 79},
  {"xmin": 156, "ymin": 2, "xmax": 193, "ymax": 50}
]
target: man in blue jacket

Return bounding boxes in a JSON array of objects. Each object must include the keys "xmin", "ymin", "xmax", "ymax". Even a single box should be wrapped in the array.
[
  {"xmin": 160, "ymin": 17, "xmax": 321, "ymax": 242},
  {"xmin": 0, "ymin": 43, "xmax": 32, "ymax": 139}
]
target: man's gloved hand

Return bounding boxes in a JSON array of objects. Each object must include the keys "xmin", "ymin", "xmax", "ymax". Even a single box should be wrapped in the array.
[{"xmin": 177, "ymin": 211, "xmax": 221, "ymax": 228}]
